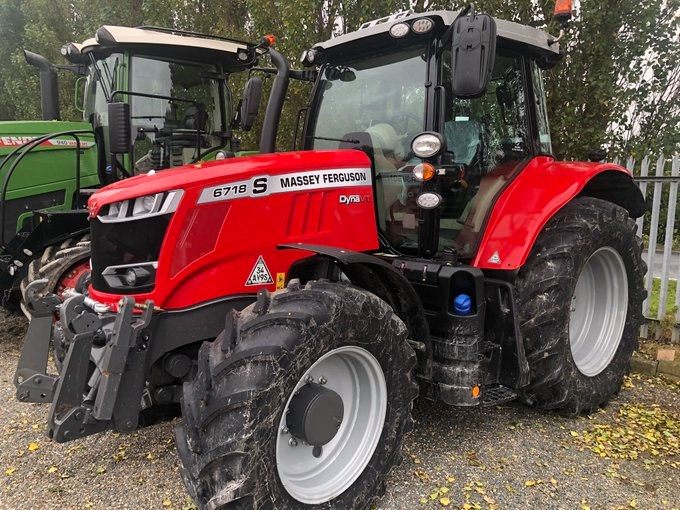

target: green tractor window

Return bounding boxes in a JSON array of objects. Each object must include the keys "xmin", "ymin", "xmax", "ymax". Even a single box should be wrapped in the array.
[{"xmin": 129, "ymin": 56, "xmax": 224, "ymax": 173}]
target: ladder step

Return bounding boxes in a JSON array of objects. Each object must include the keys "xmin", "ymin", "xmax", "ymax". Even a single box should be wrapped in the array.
[{"xmin": 481, "ymin": 384, "xmax": 517, "ymax": 406}]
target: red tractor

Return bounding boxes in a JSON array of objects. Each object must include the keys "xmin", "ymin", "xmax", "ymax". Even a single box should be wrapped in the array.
[{"xmin": 15, "ymin": 4, "xmax": 645, "ymax": 509}]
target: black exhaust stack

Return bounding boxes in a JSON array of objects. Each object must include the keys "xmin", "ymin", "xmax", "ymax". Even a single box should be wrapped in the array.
[
  {"xmin": 259, "ymin": 47, "xmax": 290, "ymax": 153},
  {"xmin": 23, "ymin": 50, "xmax": 60, "ymax": 121}
]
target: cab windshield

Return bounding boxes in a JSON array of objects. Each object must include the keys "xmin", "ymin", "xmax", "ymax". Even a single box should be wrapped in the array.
[
  {"xmin": 84, "ymin": 54, "xmax": 226, "ymax": 174},
  {"xmin": 129, "ymin": 56, "xmax": 224, "ymax": 173},
  {"xmin": 307, "ymin": 46, "xmax": 427, "ymax": 249}
]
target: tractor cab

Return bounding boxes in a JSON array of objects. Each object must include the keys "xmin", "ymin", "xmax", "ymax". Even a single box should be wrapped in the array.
[
  {"xmin": 63, "ymin": 26, "xmax": 261, "ymax": 180},
  {"xmin": 301, "ymin": 9, "xmax": 560, "ymax": 259},
  {"xmin": 0, "ymin": 27, "xmax": 264, "ymax": 312}
]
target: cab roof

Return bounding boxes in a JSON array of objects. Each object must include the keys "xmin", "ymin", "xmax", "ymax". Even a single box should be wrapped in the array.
[
  {"xmin": 62, "ymin": 25, "xmax": 258, "ymax": 70},
  {"xmin": 313, "ymin": 10, "xmax": 561, "ymax": 67}
]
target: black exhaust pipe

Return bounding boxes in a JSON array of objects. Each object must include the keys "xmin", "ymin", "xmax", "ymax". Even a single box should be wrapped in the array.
[
  {"xmin": 23, "ymin": 50, "xmax": 60, "ymax": 121},
  {"xmin": 259, "ymin": 48, "xmax": 289, "ymax": 154}
]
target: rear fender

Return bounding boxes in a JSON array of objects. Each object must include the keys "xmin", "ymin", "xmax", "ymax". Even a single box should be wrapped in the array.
[{"xmin": 473, "ymin": 158, "xmax": 645, "ymax": 270}]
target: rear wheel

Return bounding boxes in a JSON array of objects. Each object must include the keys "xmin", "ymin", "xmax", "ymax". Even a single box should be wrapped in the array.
[
  {"xmin": 176, "ymin": 280, "xmax": 417, "ymax": 509},
  {"xmin": 516, "ymin": 197, "xmax": 645, "ymax": 414}
]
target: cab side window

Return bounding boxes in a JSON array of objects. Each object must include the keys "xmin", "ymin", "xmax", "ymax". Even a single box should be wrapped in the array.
[
  {"xmin": 531, "ymin": 61, "xmax": 553, "ymax": 154},
  {"xmin": 438, "ymin": 51, "xmax": 529, "ymax": 255}
]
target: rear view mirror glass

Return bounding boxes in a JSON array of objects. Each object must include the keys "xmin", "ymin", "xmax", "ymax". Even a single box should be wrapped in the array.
[
  {"xmin": 108, "ymin": 102, "xmax": 131, "ymax": 154},
  {"xmin": 239, "ymin": 76, "xmax": 263, "ymax": 132}
]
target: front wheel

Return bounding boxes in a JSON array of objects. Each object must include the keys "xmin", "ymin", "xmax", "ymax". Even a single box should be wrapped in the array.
[
  {"xmin": 176, "ymin": 280, "xmax": 418, "ymax": 509},
  {"xmin": 516, "ymin": 197, "xmax": 645, "ymax": 414}
]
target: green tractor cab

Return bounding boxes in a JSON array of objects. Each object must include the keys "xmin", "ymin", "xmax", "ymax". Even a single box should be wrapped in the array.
[{"xmin": 0, "ymin": 26, "xmax": 266, "ymax": 312}]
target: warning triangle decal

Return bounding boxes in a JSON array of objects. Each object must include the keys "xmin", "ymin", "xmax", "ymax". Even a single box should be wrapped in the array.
[
  {"xmin": 488, "ymin": 251, "xmax": 501, "ymax": 264},
  {"xmin": 245, "ymin": 255, "xmax": 274, "ymax": 286}
]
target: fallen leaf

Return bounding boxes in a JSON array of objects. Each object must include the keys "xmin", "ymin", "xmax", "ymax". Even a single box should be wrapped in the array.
[
  {"xmin": 47, "ymin": 466, "xmax": 58, "ymax": 474},
  {"xmin": 5, "ymin": 467, "xmax": 16, "ymax": 476},
  {"xmin": 163, "ymin": 499, "xmax": 172, "ymax": 507},
  {"xmin": 524, "ymin": 480, "xmax": 536, "ymax": 487},
  {"xmin": 27, "ymin": 442, "xmax": 40, "ymax": 452},
  {"xmin": 439, "ymin": 497, "xmax": 451, "ymax": 506}
]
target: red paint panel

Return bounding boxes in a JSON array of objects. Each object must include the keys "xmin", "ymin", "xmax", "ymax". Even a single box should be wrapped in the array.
[
  {"xmin": 472, "ymin": 157, "xmax": 634, "ymax": 270},
  {"xmin": 170, "ymin": 202, "xmax": 230, "ymax": 277},
  {"xmin": 88, "ymin": 150, "xmax": 378, "ymax": 310}
]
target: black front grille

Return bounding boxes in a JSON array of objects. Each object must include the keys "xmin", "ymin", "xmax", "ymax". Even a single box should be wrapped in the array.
[{"xmin": 90, "ymin": 214, "xmax": 171, "ymax": 294}]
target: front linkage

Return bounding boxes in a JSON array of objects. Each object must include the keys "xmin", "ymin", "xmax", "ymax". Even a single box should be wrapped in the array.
[{"xmin": 14, "ymin": 280, "xmax": 154, "ymax": 442}]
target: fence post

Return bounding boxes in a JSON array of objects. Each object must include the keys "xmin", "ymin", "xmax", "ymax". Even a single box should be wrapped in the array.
[
  {"xmin": 643, "ymin": 155, "xmax": 666, "ymax": 323},
  {"xmin": 659, "ymin": 157, "xmax": 678, "ymax": 323}
]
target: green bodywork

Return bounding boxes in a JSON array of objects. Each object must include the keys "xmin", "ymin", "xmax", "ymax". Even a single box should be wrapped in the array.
[{"xmin": 0, "ymin": 120, "xmax": 99, "ymax": 240}]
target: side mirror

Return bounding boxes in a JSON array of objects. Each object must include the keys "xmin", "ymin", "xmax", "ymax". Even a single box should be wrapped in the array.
[
  {"xmin": 239, "ymin": 76, "xmax": 263, "ymax": 131},
  {"xmin": 451, "ymin": 9, "xmax": 497, "ymax": 99},
  {"xmin": 74, "ymin": 76, "xmax": 86, "ymax": 113},
  {"xmin": 108, "ymin": 102, "xmax": 131, "ymax": 154}
]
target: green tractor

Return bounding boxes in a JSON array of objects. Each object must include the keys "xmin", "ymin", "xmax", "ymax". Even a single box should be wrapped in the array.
[{"xmin": 0, "ymin": 26, "xmax": 266, "ymax": 313}]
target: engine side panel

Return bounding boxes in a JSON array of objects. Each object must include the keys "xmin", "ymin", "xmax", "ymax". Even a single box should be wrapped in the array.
[
  {"xmin": 472, "ymin": 157, "xmax": 641, "ymax": 270},
  {"xmin": 88, "ymin": 150, "xmax": 378, "ymax": 309}
]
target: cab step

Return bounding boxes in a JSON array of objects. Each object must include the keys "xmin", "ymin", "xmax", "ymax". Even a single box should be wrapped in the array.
[{"xmin": 481, "ymin": 384, "xmax": 517, "ymax": 406}]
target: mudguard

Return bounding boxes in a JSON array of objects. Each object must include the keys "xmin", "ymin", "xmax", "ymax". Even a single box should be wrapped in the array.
[
  {"xmin": 281, "ymin": 243, "xmax": 430, "ymax": 344},
  {"xmin": 473, "ymin": 157, "xmax": 645, "ymax": 270}
]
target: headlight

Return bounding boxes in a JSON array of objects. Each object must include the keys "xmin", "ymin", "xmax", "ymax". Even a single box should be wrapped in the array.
[
  {"xmin": 411, "ymin": 18, "xmax": 434, "ymax": 34},
  {"xmin": 389, "ymin": 22, "xmax": 410, "ymax": 38},
  {"xmin": 102, "ymin": 262, "xmax": 157, "ymax": 290},
  {"xmin": 98, "ymin": 189, "xmax": 183, "ymax": 223},
  {"xmin": 416, "ymin": 192, "xmax": 442, "ymax": 209},
  {"xmin": 411, "ymin": 132, "xmax": 446, "ymax": 159}
]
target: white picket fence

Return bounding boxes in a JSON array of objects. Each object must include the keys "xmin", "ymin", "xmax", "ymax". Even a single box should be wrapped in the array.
[{"xmin": 623, "ymin": 154, "xmax": 680, "ymax": 342}]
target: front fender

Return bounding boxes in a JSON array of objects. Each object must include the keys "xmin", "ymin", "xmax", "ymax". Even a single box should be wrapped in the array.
[
  {"xmin": 473, "ymin": 157, "xmax": 644, "ymax": 270},
  {"xmin": 281, "ymin": 243, "xmax": 430, "ymax": 345}
]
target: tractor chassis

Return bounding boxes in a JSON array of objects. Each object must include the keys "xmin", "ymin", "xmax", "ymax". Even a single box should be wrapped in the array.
[
  {"xmin": 15, "ymin": 252, "xmax": 531, "ymax": 443},
  {"xmin": 15, "ymin": 289, "xmax": 255, "ymax": 442},
  {"xmin": 385, "ymin": 256, "xmax": 529, "ymax": 406}
]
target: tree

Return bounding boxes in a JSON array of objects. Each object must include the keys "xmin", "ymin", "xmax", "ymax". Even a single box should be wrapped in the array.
[{"xmin": 0, "ymin": 0, "xmax": 677, "ymax": 160}]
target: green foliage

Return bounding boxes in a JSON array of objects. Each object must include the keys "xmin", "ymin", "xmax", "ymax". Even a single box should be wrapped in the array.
[{"xmin": 0, "ymin": 0, "xmax": 677, "ymax": 159}]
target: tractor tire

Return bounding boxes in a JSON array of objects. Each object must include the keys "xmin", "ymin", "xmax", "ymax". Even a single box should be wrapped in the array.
[
  {"xmin": 176, "ymin": 280, "xmax": 418, "ymax": 510},
  {"xmin": 19, "ymin": 234, "xmax": 91, "ymax": 317},
  {"xmin": 515, "ymin": 197, "xmax": 645, "ymax": 415},
  {"xmin": 19, "ymin": 235, "xmax": 91, "ymax": 366}
]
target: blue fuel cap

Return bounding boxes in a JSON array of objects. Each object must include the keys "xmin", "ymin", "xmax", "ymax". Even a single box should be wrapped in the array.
[{"xmin": 453, "ymin": 294, "xmax": 472, "ymax": 315}]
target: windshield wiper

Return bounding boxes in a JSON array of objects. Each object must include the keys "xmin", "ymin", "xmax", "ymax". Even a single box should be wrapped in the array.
[{"xmin": 311, "ymin": 135, "xmax": 361, "ymax": 145}]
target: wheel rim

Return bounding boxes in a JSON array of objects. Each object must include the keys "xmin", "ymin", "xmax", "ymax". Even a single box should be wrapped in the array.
[
  {"xmin": 276, "ymin": 346, "xmax": 387, "ymax": 504},
  {"xmin": 569, "ymin": 247, "xmax": 628, "ymax": 377}
]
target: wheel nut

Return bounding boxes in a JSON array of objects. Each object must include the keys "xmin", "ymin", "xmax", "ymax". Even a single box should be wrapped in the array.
[
  {"xmin": 289, "ymin": 438, "xmax": 298, "ymax": 447},
  {"xmin": 281, "ymin": 427, "xmax": 289, "ymax": 435},
  {"xmin": 305, "ymin": 375, "xmax": 314, "ymax": 384},
  {"xmin": 318, "ymin": 376, "xmax": 327, "ymax": 385}
]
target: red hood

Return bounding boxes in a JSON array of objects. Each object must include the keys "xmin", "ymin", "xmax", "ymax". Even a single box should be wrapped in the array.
[{"xmin": 88, "ymin": 149, "xmax": 371, "ymax": 217}]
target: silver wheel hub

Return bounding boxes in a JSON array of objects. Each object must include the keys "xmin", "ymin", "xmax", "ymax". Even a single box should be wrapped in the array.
[
  {"xmin": 569, "ymin": 247, "xmax": 628, "ymax": 377},
  {"xmin": 276, "ymin": 346, "xmax": 387, "ymax": 504}
]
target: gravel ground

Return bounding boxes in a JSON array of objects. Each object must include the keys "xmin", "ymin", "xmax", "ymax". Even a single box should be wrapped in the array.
[{"xmin": 0, "ymin": 311, "xmax": 678, "ymax": 510}]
